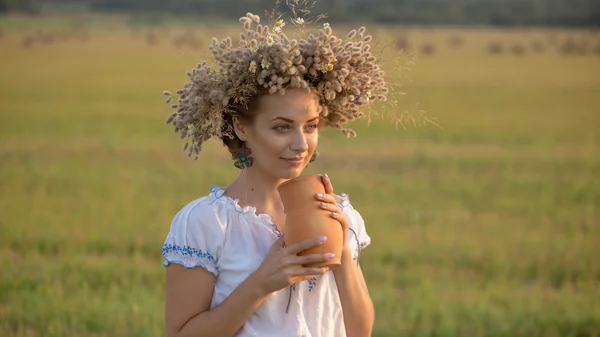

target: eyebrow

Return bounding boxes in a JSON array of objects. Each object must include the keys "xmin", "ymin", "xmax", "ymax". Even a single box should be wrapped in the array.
[{"xmin": 270, "ymin": 116, "xmax": 319, "ymax": 123}]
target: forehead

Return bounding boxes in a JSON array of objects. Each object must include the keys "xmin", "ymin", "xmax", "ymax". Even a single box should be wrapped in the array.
[{"xmin": 255, "ymin": 88, "xmax": 319, "ymax": 120}]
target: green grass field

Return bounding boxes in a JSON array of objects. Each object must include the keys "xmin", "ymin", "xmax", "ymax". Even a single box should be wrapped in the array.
[{"xmin": 1, "ymin": 14, "xmax": 599, "ymax": 337}]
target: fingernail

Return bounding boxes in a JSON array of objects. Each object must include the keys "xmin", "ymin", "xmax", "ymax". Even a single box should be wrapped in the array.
[
  {"xmin": 316, "ymin": 193, "xmax": 323, "ymax": 199},
  {"xmin": 324, "ymin": 173, "xmax": 329, "ymax": 179},
  {"xmin": 327, "ymin": 253, "xmax": 335, "ymax": 260},
  {"xmin": 320, "ymin": 202, "xmax": 326, "ymax": 208},
  {"xmin": 331, "ymin": 212, "xmax": 338, "ymax": 217},
  {"xmin": 319, "ymin": 236, "xmax": 327, "ymax": 242}
]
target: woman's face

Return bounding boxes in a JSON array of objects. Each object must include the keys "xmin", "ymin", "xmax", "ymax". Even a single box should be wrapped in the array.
[{"xmin": 236, "ymin": 88, "xmax": 320, "ymax": 180}]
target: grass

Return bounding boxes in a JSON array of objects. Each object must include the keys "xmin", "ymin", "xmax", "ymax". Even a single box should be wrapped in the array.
[{"xmin": 0, "ymin": 13, "xmax": 599, "ymax": 337}]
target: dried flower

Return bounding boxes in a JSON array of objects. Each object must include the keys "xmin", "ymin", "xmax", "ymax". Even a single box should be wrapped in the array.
[
  {"xmin": 163, "ymin": 9, "xmax": 401, "ymax": 161},
  {"xmin": 266, "ymin": 35, "xmax": 274, "ymax": 46},
  {"xmin": 261, "ymin": 59, "xmax": 270, "ymax": 69},
  {"xmin": 275, "ymin": 19, "xmax": 286, "ymax": 28},
  {"xmin": 319, "ymin": 63, "xmax": 334, "ymax": 73}
]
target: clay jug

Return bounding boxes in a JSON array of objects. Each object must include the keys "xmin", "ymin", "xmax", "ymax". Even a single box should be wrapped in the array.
[{"xmin": 277, "ymin": 174, "xmax": 343, "ymax": 268}]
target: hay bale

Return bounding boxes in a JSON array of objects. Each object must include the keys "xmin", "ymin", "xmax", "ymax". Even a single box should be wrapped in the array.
[
  {"xmin": 530, "ymin": 40, "xmax": 545, "ymax": 53},
  {"xmin": 511, "ymin": 44, "xmax": 526, "ymax": 56},
  {"xmin": 146, "ymin": 31, "xmax": 159, "ymax": 46},
  {"xmin": 419, "ymin": 43, "xmax": 436, "ymax": 56},
  {"xmin": 487, "ymin": 41, "xmax": 503, "ymax": 54},
  {"xmin": 396, "ymin": 37, "xmax": 411, "ymax": 52},
  {"xmin": 22, "ymin": 35, "xmax": 34, "ymax": 48},
  {"xmin": 172, "ymin": 31, "xmax": 202, "ymax": 50},
  {"xmin": 547, "ymin": 31, "xmax": 559, "ymax": 45},
  {"xmin": 448, "ymin": 35, "xmax": 464, "ymax": 49},
  {"xmin": 560, "ymin": 38, "xmax": 588, "ymax": 55}
]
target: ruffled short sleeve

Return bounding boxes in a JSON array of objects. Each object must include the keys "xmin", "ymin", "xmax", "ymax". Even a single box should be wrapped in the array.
[
  {"xmin": 161, "ymin": 198, "xmax": 227, "ymax": 276},
  {"xmin": 337, "ymin": 193, "xmax": 371, "ymax": 260}
]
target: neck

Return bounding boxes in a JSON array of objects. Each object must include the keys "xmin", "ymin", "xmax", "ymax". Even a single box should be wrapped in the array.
[{"xmin": 225, "ymin": 166, "xmax": 289, "ymax": 215}]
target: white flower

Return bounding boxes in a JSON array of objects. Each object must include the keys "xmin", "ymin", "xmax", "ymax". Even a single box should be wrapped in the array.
[
  {"xmin": 274, "ymin": 19, "xmax": 285, "ymax": 28},
  {"xmin": 249, "ymin": 61, "xmax": 257, "ymax": 73},
  {"xmin": 261, "ymin": 59, "xmax": 270, "ymax": 69},
  {"xmin": 323, "ymin": 23, "xmax": 330, "ymax": 29},
  {"xmin": 295, "ymin": 18, "xmax": 305, "ymax": 25},
  {"xmin": 266, "ymin": 35, "xmax": 274, "ymax": 47},
  {"xmin": 252, "ymin": 44, "xmax": 259, "ymax": 52},
  {"xmin": 273, "ymin": 26, "xmax": 282, "ymax": 34},
  {"xmin": 331, "ymin": 56, "xmax": 337, "ymax": 62}
]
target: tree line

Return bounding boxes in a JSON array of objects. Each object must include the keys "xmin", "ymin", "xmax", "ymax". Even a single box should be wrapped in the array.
[{"xmin": 2, "ymin": 0, "xmax": 599, "ymax": 27}]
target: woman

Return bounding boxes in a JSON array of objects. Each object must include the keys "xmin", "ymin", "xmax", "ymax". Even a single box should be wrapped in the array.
[{"xmin": 161, "ymin": 12, "xmax": 391, "ymax": 337}]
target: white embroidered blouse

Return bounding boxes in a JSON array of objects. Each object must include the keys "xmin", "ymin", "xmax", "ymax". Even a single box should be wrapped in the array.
[{"xmin": 161, "ymin": 186, "xmax": 371, "ymax": 337}]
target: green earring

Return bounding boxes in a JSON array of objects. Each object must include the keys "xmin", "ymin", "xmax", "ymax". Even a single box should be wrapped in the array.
[
  {"xmin": 309, "ymin": 151, "xmax": 318, "ymax": 163},
  {"xmin": 232, "ymin": 144, "xmax": 254, "ymax": 169}
]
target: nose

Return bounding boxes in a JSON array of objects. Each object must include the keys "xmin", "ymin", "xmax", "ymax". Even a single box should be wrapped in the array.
[{"xmin": 289, "ymin": 128, "xmax": 309, "ymax": 153}]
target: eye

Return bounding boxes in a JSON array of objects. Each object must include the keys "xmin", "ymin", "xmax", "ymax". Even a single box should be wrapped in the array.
[
  {"xmin": 304, "ymin": 124, "xmax": 318, "ymax": 133},
  {"xmin": 273, "ymin": 124, "xmax": 290, "ymax": 132}
]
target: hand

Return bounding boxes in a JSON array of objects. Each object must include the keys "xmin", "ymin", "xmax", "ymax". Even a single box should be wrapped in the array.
[
  {"xmin": 316, "ymin": 173, "xmax": 351, "ymax": 252},
  {"xmin": 251, "ymin": 235, "xmax": 335, "ymax": 296}
]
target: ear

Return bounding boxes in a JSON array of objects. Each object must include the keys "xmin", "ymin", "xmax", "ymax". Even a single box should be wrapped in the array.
[{"xmin": 232, "ymin": 117, "xmax": 248, "ymax": 142}]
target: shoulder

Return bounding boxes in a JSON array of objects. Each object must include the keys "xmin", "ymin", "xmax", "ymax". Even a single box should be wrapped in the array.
[
  {"xmin": 334, "ymin": 192, "xmax": 372, "ymax": 252},
  {"xmin": 162, "ymin": 187, "xmax": 232, "ymax": 273},
  {"xmin": 168, "ymin": 185, "xmax": 238, "ymax": 233}
]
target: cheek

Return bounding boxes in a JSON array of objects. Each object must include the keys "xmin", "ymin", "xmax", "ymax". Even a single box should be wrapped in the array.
[
  {"xmin": 254, "ymin": 132, "xmax": 287, "ymax": 154},
  {"xmin": 308, "ymin": 132, "xmax": 319, "ymax": 150}
]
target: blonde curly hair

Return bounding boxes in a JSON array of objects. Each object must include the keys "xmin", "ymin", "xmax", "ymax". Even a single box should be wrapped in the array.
[{"xmin": 164, "ymin": 11, "xmax": 392, "ymax": 160}]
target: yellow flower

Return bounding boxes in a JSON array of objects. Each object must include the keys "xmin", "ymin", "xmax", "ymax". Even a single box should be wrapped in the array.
[
  {"xmin": 261, "ymin": 59, "xmax": 270, "ymax": 69},
  {"xmin": 252, "ymin": 44, "xmax": 259, "ymax": 52},
  {"xmin": 275, "ymin": 19, "xmax": 286, "ymax": 28},
  {"xmin": 366, "ymin": 90, "xmax": 372, "ymax": 99},
  {"xmin": 319, "ymin": 63, "xmax": 334, "ymax": 73},
  {"xmin": 331, "ymin": 56, "xmax": 337, "ymax": 62},
  {"xmin": 266, "ymin": 36, "xmax": 274, "ymax": 47},
  {"xmin": 249, "ymin": 61, "xmax": 257, "ymax": 73},
  {"xmin": 273, "ymin": 26, "xmax": 282, "ymax": 34}
]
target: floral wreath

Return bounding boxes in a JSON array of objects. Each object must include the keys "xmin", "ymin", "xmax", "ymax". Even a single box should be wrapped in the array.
[{"xmin": 163, "ymin": 7, "xmax": 398, "ymax": 160}]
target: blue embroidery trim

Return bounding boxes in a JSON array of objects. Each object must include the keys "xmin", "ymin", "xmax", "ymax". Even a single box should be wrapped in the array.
[
  {"xmin": 308, "ymin": 277, "xmax": 317, "ymax": 292},
  {"xmin": 161, "ymin": 243, "xmax": 217, "ymax": 266},
  {"xmin": 348, "ymin": 227, "xmax": 361, "ymax": 266},
  {"xmin": 285, "ymin": 283, "xmax": 296, "ymax": 314}
]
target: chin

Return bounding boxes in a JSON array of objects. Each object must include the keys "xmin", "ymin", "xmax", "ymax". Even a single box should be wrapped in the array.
[{"xmin": 273, "ymin": 167, "xmax": 305, "ymax": 180}]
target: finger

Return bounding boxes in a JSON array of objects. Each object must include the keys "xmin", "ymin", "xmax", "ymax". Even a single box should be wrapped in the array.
[
  {"xmin": 292, "ymin": 266, "xmax": 329, "ymax": 276},
  {"xmin": 285, "ymin": 236, "xmax": 327, "ymax": 255},
  {"xmin": 330, "ymin": 211, "xmax": 350, "ymax": 229},
  {"xmin": 295, "ymin": 252, "xmax": 335, "ymax": 266},
  {"xmin": 321, "ymin": 173, "xmax": 334, "ymax": 195},
  {"xmin": 318, "ymin": 201, "xmax": 342, "ymax": 214},
  {"xmin": 302, "ymin": 267, "xmax": 328, "ymax": 275},
  {"xmin": 315, "ymin": 193, "xmax": 338, "ymax": 204}
]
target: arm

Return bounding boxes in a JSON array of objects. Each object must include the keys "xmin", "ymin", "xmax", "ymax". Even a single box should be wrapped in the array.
[
  {"xmin": 165, "ymin": 236, "xmax": 331, "ymax": 337},
  {"xmin": 165, "ymin": 264, "xmax": 268, "ymax": 337},
  {"xmin": 317, "ymin": 173, "xmax": 374, "ymax": 337},
  {"xmin": 332, "ymin": 248, "xmax": 375, "ymax": 337}
]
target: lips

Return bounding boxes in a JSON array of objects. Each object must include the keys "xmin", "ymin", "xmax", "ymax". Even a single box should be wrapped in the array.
[{"xmin": 283, "ymin": 157, "xmax": 305, "ymax": 165}]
